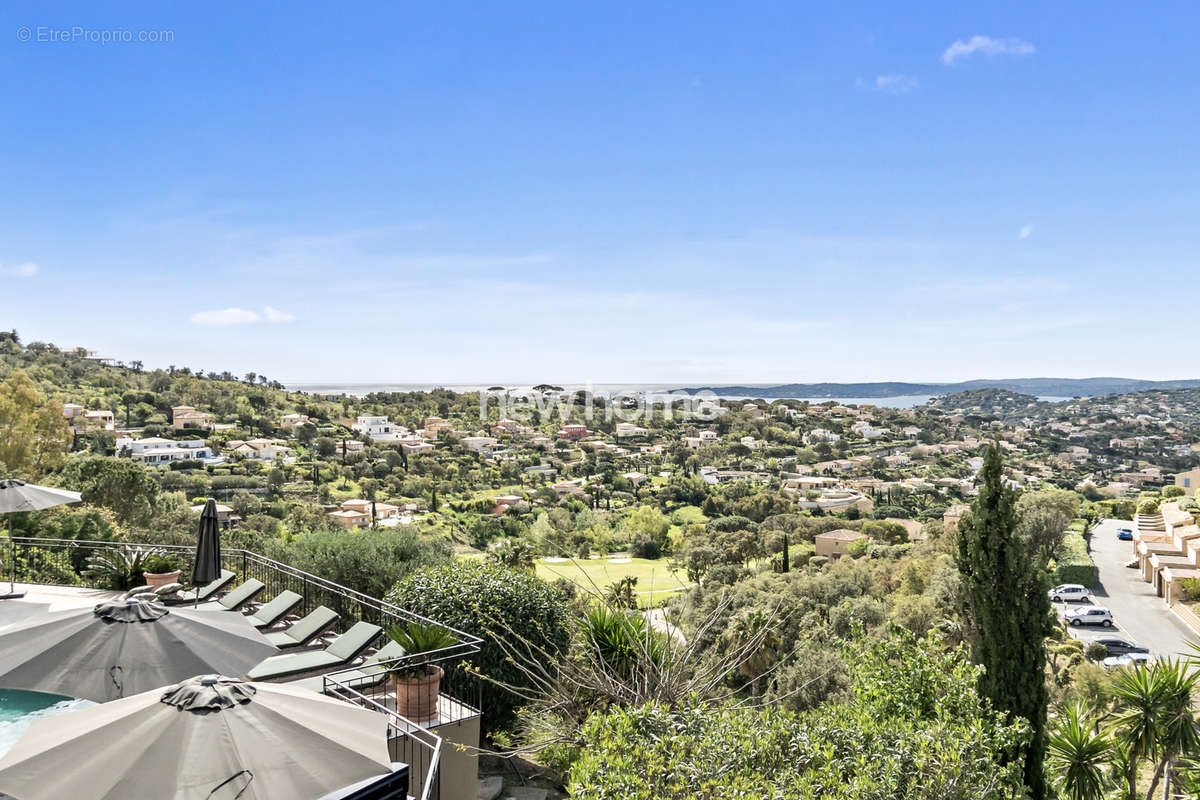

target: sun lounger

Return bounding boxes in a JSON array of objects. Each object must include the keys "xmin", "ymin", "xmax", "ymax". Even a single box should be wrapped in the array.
[
  {"xmin": 171, "ymin": 570, "xmax": 236, "ymax": 604},
  {"xmin": 262, "ymin": 606, "xmax": 340, "ymax": 649},
  {"xmin": 245, "ymin": 590, "xmax": 303, "ymax": 629},
  {"xmin": 247, "ymin": 622, "xmax": 383, "ymax": 681},
  {"xmin": 287, "ymin": 640, "xmax": 408, "ymax": 693},
  {"xmin": 194, "ymin": 579, "xmax": 266, "ymax": 612}
]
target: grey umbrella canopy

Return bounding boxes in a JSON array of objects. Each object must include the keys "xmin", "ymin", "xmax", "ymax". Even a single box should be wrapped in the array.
[
  {"xmin": 0, "ymin": 675, "xmax": 397, "ymax": 800},
  {"xmin": 0, "ymin": 479, "xmax": 82, "ymax": 599},
  {"xmin": 0, "ymin": 479, "xmax": 82, "ymax": 513},
  {"xmin": 0, "ymin": 598, "xmax": 277, "ymax": 702},
  {"xmin": 192, "ymin": 498, "xmax": 222, "ymax": 588}
]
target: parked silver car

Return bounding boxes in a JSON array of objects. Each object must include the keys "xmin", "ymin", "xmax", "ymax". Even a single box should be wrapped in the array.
[
  {"xmin": 1048, "ymin": 583, "xmax": 1091, "ymax": 602},
  {"xmin": 1064, "ymin": 606, "xmax": 1113, "ymax": 627}
]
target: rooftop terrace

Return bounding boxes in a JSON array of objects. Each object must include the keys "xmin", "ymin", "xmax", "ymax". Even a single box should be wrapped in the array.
[{"xmin": 0, "ymin": 536, "xmax": 484, "ymax": 800}]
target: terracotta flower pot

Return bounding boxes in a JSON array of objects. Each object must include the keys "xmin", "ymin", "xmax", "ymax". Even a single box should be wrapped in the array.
[
  {"xmin": 393, "ymin": 665, "xmax": 444, "ymax": 723},
  {"xmin": 143, "ymin": 570, "xmax": 181, "ymax": 590}
]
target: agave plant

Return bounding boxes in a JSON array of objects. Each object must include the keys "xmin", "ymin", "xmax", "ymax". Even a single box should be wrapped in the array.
[
  {"xmin": 84, "ymin": 546, "xmax": 165, "ymax": 590},
  {"xmin": 384, "ymin": 620, "xmax": 458, "ymax": 679}
]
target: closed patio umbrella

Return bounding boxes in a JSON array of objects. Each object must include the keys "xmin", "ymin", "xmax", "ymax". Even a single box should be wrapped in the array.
[
  {"xmin": 192, "ymin": 498, "xmax": 222, "ymax": 605},
  {"xmin": 0, "ymin": 479, "xmax": 82, "ymax": 599},
  {"xmin": 0, "ymin": 597, "xmax": 277, "ymax": 702},
  {"xmin": 0, "ymin": 675, "xmax": 401, "ymax": 800}
]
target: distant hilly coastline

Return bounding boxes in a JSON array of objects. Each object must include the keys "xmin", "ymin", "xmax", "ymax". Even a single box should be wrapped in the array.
[{"xmin": 671, "ymin": 378, "xmax": 1200, "ymax": 399}]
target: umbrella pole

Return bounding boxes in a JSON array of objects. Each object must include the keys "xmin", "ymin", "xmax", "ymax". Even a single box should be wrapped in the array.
[{"xmin": 1, "ymin": 516, "xmax": 24, "ymax": 601}]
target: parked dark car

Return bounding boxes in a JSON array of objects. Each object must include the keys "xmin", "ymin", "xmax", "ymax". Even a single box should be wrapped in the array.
[{"xmin": 1092, "ymin": 636, "xmax": 1149, "ymax": 657}]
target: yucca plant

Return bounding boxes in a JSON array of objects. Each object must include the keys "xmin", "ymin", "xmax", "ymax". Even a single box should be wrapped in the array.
[
  {"xmin": 1046, "ymin": 702, "xmax": 1113, "ymax": 800},
  {"xmin": 1108, "ymin": 658, "xmax": 1200, "ymax": 800},
  {"xmin": 384, "ymin": 620, "xmax": 458, "ymax": 679},
  {"xmin": 84, "ymin": 546, "xmax": 165, "ymax": 590}
]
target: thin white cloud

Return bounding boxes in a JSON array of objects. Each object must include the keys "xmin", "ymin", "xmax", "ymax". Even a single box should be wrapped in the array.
[
  {"xmin": 941, "ymin": 35, "xmax": 1035, "ymax": 65},
  {"xmin": 189, "ymin": 307, "xmax": 296, "ymax": 326},
  {"xmin": 1019, "ymin": 223, "xmax": 1034, "ymax": 239},
  {"xmin": 0, "ymin": 262, "xmax": 38, "ymax": 277},
  {"xmin": 861, "ymin": 74, "xmax": 918, "ymax": 94}
]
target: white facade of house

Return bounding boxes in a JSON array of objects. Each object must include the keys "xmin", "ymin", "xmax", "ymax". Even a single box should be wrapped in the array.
[
  {"xmin": 122, "ymin": 436, "xmax": 215, "ymax": 464},
  {"xmin": 352, "ymin": 415, "xmax": 408, "ymax": 442}
]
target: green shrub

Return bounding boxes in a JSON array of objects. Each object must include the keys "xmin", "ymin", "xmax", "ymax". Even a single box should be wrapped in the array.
[
  {"xmin": 1179, "ymin": 577, "xmax": 1200, "ymax": 602},
  {"xmin": 1138, "ymin": 498, "xmax": 1161, "ymax": 515},
  {"xmin": 1162, "ymin": 485, "xmax": 1186, "ymax": 500},
  {"xmin": 275, "ymin": 527, "xmax": 450, "ymax": 598},
  {"xmin": 1053, "ymin": 533, "xmax": 1096, "ymax": 587},
  {"xmin": 567, "ymin": 632, "xmax": 1026, "ymax": 799},
  {"xmin": 1084, "ymin": 640, "xmax": 1109, "ymax": 662},
  {"xmin": 386, "ymin": 561, "xmax": 572, "ymax": 736}
]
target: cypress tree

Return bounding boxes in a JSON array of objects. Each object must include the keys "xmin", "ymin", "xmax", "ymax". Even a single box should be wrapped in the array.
[
  {"xmin": 956, "ymin": 444, "xmax": 1050, "ymax": 800},
  {"xmin": 781, "ymin": 533, "xmax": 790, "ymax": 573}
]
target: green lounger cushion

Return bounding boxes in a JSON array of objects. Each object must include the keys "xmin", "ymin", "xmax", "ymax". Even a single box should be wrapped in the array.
[
  {"xmin": 173, "ymin": 570, "xmax": 236, "ymax": 603},
  {"xmin": 195, "ymin": 578, "xmax": 266, "ymax": 612},
  {"xmin": 248, "ymin": 622, "xmax": 383, "ymax": 681},
  {"xmin": 263, "ymin": 606, "xmax": 340, "ymax": 648},
  {"xmin": 246, "ymin": 590, "xmax": 303, "ymax": 629},
  {"xmin": 288, "ymin": 641, "xmax": 407, "ymax": 693}
]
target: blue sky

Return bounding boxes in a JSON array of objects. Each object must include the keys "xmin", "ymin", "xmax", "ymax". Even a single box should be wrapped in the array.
[{"xmin": 2, "ymin": 2, "xmax": 1198, "ymax": 385}]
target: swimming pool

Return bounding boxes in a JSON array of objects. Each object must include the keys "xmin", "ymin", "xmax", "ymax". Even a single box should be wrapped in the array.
[{"xmin": 0, "ymin": 689, "xmax": 93, "ymax": 758}]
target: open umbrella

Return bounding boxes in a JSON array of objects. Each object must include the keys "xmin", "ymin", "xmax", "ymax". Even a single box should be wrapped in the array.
[
  {"xmin": 0, "ymin": 675, "xmax": 402, "ymax": 800},
  {"xmin": 0, "ymin": 597, "xmax": 277, "ymax": 702},
  {"xmin": 0, "ymin": 479, "xmax": 82, "ymax": 599},
  {"xmin": 192, "ymin": 499, "xmax": 222, "ymax": 606}
]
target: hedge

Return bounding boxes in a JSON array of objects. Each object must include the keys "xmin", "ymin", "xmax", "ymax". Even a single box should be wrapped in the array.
[{"xmin": 1054, "ymin": 533, "xmax": 1097, "ymax": 587}]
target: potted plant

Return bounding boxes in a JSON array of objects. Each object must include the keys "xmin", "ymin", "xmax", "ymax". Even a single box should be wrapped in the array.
[
  {"xmin": 84, "ymin": 546, "xmax": 165, "ymax": 591},
  {"xmin": 384, "ymin": 620, "xmax": 458, "ymax": 723},
  {"xmin": 141, "ymin": 553, "xmax": 182, "ymax": 590}
]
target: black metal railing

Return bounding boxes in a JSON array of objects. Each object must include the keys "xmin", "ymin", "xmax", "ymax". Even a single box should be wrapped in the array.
[
  {"xmin": 0, "ymin": 535, "xmax": 481, "ymax": 663},
  {"xmin": 0, "ymin": 534, "xmax": 485, "ymax": 800},
  {"xmin": 320, "ymin": 657, "xmax": 482, "ymax": 800}
]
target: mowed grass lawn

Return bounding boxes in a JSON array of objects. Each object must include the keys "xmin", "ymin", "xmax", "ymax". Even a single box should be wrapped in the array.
[{"xmin": 535, "ymin": 557, "xmax": 692, "ymax": 607}]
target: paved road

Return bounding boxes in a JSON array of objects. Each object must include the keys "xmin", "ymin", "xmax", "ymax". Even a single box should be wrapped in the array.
[{"xmin": 1055, "ymin": 518, "xmax": 1198, "ymax": 658}]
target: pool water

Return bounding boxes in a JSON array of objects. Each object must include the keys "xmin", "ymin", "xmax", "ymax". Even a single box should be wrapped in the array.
[{"xmin": 0, "ymin": 689, "xmax": 93, "ymax": 758}]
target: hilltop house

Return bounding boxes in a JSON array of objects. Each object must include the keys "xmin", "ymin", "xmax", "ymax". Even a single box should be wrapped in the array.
[
  {"xmin": 461, "ymin": 436, "xmax": 500, "ymax": 455},
  {"xmin": 352, "ymin": 415, "xmax": 406, "ymax": 442},
  {"xmin": 228, "ymin": 438, "xmax": 290, "ymax": 461},
  {"xmin": 172, "ymin": 406, "xmax": 215, "ymax": 431},
  {"xmin": 280, "ymin": 413, "xmax": 310, "ymax": 429},
  {"xmin": 1176, "ymin": 467, "xmax": 1200, "ymax": 491},
  {"xmin": 614, "ymin": 422, "xmax": 648, "ymax": 438},
  {"xmin": 814, "ymin": 529, "xmax": 869, "ymax": 561},
  {"xmin": 121, "ymin": 436, "xmax": 216, "ymax": 465},
  {"xmin": 557, "ymin": 424, "xmax": 589, "ymax": 441}
]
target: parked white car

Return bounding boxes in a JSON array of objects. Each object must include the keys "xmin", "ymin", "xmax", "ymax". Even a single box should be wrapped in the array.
[
  {"xmin": 1064, "ymin": 606, "xmax": 1113, "ymax": 627},
  {"xmin": 1103, "ymin": 652, "xmax": 1153, "ymax": 669},
  {"xmin": 1048, "ymin": 584, "xmax": 1091, "ymax": 602}
]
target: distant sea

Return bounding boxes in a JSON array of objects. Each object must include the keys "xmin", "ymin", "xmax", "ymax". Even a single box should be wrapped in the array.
[{"xmin": 288, "ymin": 383, "xmax": 1073, "ymax": 410}]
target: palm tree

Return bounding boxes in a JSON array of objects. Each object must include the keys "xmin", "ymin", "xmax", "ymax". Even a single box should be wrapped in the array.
[
  {"xmin": 1046, "ymin": 702, "xmax": 1112, "ymax": 800},
  {"xmin": 1109, "ymin": 659, "xmax": 1200, "ymax": 800},
  {"xmin": 725, "ymin": 608, "xmax": 781, "ymax": 698},
  {"xmin": 1110, "ymin": 664, "xmax": 1162, "ymax": 799},
  {"xmin": 1141, "ymin": 661, "xmax": 1199, "ymax": 800}
]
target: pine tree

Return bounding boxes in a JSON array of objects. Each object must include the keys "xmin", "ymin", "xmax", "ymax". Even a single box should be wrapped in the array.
[{"xmin": 957, "ymin": 444, "xmax": 1050, "ymax": 800}]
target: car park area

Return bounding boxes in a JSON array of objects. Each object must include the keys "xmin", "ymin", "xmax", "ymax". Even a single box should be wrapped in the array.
[{"xmin": 1052, "ymin": 519, "xmax": 1199, "ymax": 660}]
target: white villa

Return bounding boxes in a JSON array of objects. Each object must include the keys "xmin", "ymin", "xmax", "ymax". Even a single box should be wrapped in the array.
[
  {"xmin": 119, "ymin": 436, "xmax": 217, "ymax": 465},
  {"xmin": 352, "ymin": 415, "xmax": 408, "ymax": 442}
]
